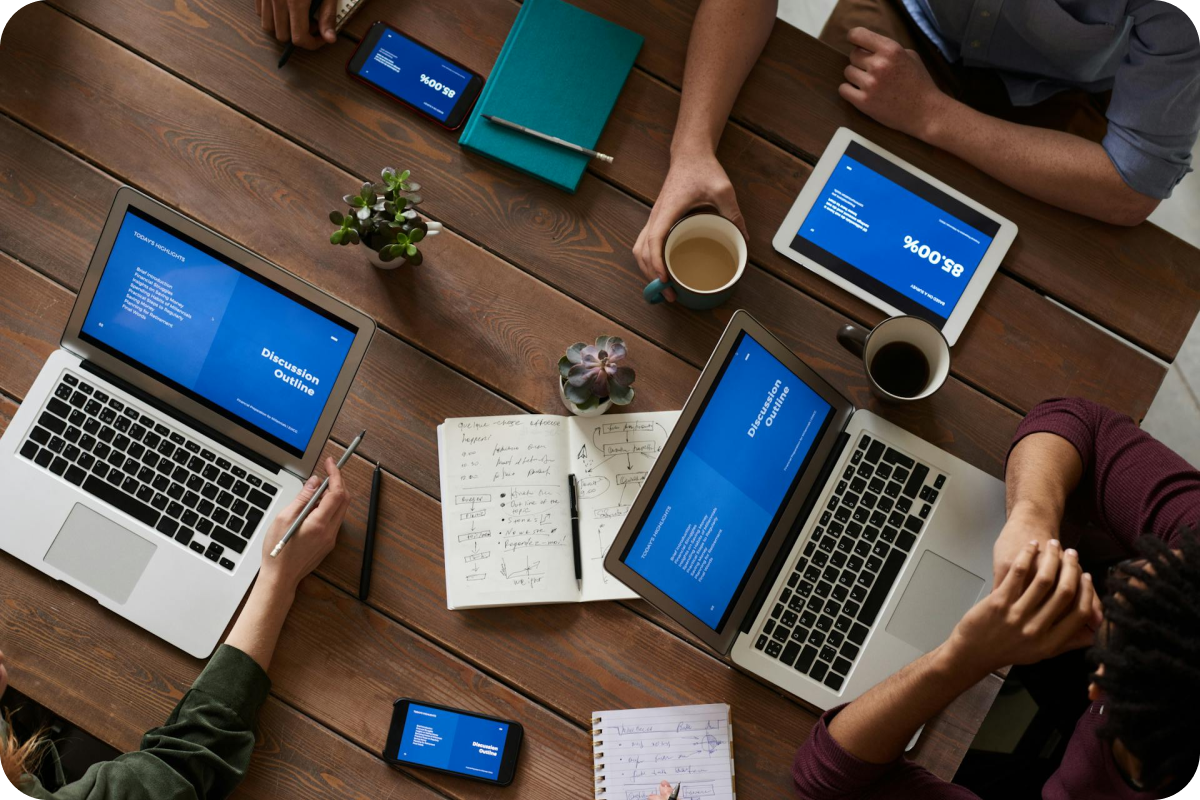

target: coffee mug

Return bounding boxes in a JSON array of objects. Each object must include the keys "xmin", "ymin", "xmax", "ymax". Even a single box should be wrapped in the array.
[
  {"xmin": 643, "ymin": 211, "xmax": 748, "ymax": 309},
  {"xmin": 837, "ymin": 316, "xmax": 950, "ymax": 402}
]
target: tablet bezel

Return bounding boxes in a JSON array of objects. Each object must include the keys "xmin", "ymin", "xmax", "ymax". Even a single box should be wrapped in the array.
[
  {"xmin": 61, "ymin": 187, "xmax": 376, "ymax": 478},
  {"xmin": 603, "ymin": 311, "xmax": 855, "ymax": 654},
  {"xmin": 771, "ymin": 127, "xmax": 1017, "ymax": 346}
]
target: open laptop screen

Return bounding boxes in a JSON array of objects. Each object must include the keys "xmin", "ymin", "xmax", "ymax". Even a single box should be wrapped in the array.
[
  {"xmin": 79, "ymin": 207, "xmax": 357, "ymax": 456},
  {"xmin": 619, "ymin": 332, "xmax": 834, "ymax": 630}
]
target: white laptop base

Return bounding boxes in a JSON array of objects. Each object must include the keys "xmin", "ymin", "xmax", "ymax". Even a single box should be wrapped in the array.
[
  {"xmin": 0, "ymin": 350, "xmax": 301, "ymax": 658},
  {"xmin": 731, "ymin": 409, "xmax": 1004, "ymax": 709}
]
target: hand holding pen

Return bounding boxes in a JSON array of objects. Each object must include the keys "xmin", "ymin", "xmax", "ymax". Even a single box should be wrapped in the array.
[
  {"xmin": 259, "ymin": 456, "xmax": 352, "ymax": 592},
  {"xmin": 647, "ymin": 781, "xmax": 681, "ymax": 800}
]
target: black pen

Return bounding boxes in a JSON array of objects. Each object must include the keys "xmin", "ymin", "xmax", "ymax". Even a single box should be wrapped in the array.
[
  {"xmin": 276, "ymin": 0, "xmax": 324, "ymax": 68},
  {"xmin": 667, "ymin": 784, "xmax": 681, "ymax": 800},
  {"xmin": 568, "ymin": 473, "xmax": 582, "ymax": 590},
  {"xmin": 359, "ymin": 461, "xmax": 381, "ymax": 602}
]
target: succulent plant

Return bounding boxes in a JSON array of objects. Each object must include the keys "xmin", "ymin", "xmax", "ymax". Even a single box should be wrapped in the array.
[
  {"xmin": 329, "ymin": 167, "xmax": 439, "ymax": 266},
  {"xmin": 558, "ymin": 336, "xmax": 636, "ymax": 409}
]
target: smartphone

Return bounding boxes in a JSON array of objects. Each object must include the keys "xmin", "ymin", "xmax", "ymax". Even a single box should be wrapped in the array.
[
  {"xmin": 383, "ymin": 698, "xmax": 523, "ymax": 786},
  {"xmin": 347, "ymin": 22, "xmax": 484, "ymax": 130}
]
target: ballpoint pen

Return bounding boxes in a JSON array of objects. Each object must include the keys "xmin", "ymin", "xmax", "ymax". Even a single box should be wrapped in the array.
[
  {"xmin": 569, "ymin": 473, "xmax": 582, "ymax": 591},
  {"xmin": 483, "ymin": 115, "xmax": 614, "ymax": 164},
  {"xmin": 271, "ymin": 430, "xmax": 366, "ymax": 557},
  {"xmin": 359, "ymin": 460, "xmax": 381, "ymax": 601},
  {"xmin": 667, "ymin": 783, "xmax": 681, "ymax": 800}
]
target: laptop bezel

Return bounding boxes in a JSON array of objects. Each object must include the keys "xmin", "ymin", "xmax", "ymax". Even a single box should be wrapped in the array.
[
  {"xmin": 60, "ymin": 187, "xmax": 376, "ymax": 478},
  {"xmin": 603, "ymin": 310, "xmax": 855, "ymax": 654}
]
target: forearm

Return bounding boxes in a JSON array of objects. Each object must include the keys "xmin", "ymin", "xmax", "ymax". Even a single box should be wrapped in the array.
[
  {"xmin": 826, "ymin": 642, "xmax": 985, "ymax": 764},
  {"xmin": 224, "ymin": 577, "xmax": 296, "ymax": 673},
  {"xmin": 672, "ymin": 0, "xmax": 776, "ymax": 158},
  {"xmin": 922, "ymin": 99, "xmax": 1158, "ymax": 225},
  {"xmin": 1004, "ymin": 432, "xmax": 1083, "ymax": 532}
]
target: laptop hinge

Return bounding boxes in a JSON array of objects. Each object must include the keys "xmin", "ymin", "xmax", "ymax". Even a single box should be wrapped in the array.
[
  {"xmin": 79, "ymin": 360, "xmax": 283, "ymax": 474},
  {"xmin": 739, "ymin": 431, "xmax": 851, "ymax": 635}
]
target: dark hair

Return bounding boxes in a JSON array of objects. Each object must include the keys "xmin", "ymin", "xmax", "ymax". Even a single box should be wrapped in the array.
[{"xmin": 1090, "ymin": 533, "xmax": 1200, "ymax": 794}]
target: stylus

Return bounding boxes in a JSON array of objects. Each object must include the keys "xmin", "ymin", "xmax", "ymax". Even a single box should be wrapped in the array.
[
  {"xmin": 359, "ymin": 461, "xmax": 381, "ymax": 601},
  {"xmin": 483, "ymin": 115, "xmax": 614, "ymax": 163},
  {"xmin": 270, "ymin": 430, "xmax": 366, "ymax": 558}
]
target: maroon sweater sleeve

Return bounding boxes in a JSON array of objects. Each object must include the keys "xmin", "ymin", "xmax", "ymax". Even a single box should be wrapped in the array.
[
  {"xmin": 1010, "ymin": 398, "xmax": 1200, "ymax": 548},
  {"xmin": 792, "ymin": 706, "xmax": 981, "ymax": 800}
]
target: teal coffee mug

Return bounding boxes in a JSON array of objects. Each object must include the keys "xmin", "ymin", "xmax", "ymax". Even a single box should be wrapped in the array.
[{"xmin": 643, "ymin": 212, "xmax": 748, "ymax": 309}]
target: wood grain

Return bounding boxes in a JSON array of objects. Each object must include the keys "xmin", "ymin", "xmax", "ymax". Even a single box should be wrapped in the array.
[
  {"xmin": 39, "ymin": 0, "xmax": 1167, "ymax": 422},
  {"xmin": 538, "ymin": 0, "xmax": 1200, "ymax": 360},
  {"xmin": 0, "ymin": 27, "xmax": 1023, "ymax": 479}
]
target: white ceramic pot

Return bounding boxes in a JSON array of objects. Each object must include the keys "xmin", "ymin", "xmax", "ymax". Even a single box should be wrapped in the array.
[
  {"xmin": 368, "ymin": 249, "xmax": 404, "ymax": 270},
  {"xmin": 559, "ymin": 380, "xmax": 612, "ymax": 417}
]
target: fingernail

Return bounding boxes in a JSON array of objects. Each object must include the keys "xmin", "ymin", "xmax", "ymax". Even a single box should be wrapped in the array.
[
  {"xmin": 1029, "ymin": 539, "xmax": 1040, "ymax": 546},
  {"xmin": 1066, "ymin": 548, "xmax": 1077, "ymax": 557},
  {"xmin": 1049, "ymin": 539, "xmax": 1060, "ymax": 548},
  {"xmin": 1083, "ymin": 573, "xmax": 1093, "ymax": 582}
]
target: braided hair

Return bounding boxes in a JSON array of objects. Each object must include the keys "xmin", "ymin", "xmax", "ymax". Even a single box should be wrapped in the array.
[{"xmin": 1090, "ymin": 533, "xmax": 1200, "ymax": 794}]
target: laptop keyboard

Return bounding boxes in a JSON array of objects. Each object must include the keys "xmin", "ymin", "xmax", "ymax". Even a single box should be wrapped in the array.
[
  {"xmin": 17, "ymin": 371, "xmax": 279, "ymax": 572},
  {"xmin": 753, "ymin": 432, "xmax": 947, "ymax": 692}
]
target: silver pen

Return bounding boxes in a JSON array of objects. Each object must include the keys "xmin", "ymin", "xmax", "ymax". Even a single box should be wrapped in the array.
[
  {"xmin": 483, "ymin": 114, "xmax": 614, "ymax": 163},
  {"xmin": 270, "ymin": 429, "xmax": 366, "ymax": 558}
]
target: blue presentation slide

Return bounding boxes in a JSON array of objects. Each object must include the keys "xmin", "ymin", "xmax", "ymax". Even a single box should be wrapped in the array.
[
  {"xmin": 796, "ymin": 153, "xmax": 994, "ymax": 320},
  {"xmin": 359, "ymin": 28, "xmax": 471, "ymax": 123},
  {"xmin": 81, "ymin": 209, "xmax": 355, "ymax": 453},
  {"xmin": 627, "ymin": 334, "xmax": 832, "ymax": 630},
  {"xmin": 398, "ymin": 704, "xmax": 510, "ymax": 779}
]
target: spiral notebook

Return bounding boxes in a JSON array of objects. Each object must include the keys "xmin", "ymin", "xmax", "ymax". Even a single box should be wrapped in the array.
[
  {"xmin": 333, "ymin": 0, "xmax": 369, "ymax": 30},
  {"xmin": 592, "ymin": 704, "xmax": 736, "ymax": 800}
]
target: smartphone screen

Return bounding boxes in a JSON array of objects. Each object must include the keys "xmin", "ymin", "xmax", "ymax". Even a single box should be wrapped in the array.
[
  {"xmin": 384, "ymin": 699, "xmax": 522, "ymax": 785},
  {"xmin": 347, "ymin": 24, "xmax": 483, "ymax": 130}
]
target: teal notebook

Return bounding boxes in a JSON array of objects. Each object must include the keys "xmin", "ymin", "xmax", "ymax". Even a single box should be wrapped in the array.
[{"xmin": 458, "ymin": 0, "xmax": 643, "ymax": 193}]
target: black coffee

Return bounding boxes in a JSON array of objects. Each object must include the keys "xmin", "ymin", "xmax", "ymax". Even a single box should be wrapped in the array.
[{"xmin": 870, "ymin": 342, "xmax": 930, "ymax": 398}]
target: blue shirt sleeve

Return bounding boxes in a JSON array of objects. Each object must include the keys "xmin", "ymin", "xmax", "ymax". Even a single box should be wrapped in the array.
[{"xmin": 1102, "ymin": 2, "xmax": 1200, "ymax": 199}]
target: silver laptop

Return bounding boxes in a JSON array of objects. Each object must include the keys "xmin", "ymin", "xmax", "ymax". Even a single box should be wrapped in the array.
[
  {"xmin": 604, "ymin": 311, "xmax": 1004, "ymax": 708},
  {"xmin": 0, "ymin": 188, "xmax": 374, "ymax": 657}
]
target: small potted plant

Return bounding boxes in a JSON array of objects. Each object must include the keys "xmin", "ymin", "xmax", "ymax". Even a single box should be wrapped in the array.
[
  {"xmin": 329, "ymin": 167, "xmax": 442, "ymax": 269},
  {"xmin": 558, "ymin": 336, "xmax": 636, "ymax": 417}
]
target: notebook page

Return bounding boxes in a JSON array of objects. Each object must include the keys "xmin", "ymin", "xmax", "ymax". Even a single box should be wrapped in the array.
[
  {"xmin": 568, "ymin": 411, "xmax": 679, "ymax": 603},
  {"xmin": 592, "ymin": 704, "xmax": 735, "ymax": 800},
  {"xmin": 439, "ymin": 416, "xmax": 578, "ymax": 609}
]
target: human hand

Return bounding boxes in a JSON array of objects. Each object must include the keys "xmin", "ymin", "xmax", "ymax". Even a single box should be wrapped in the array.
[
  {"xmin": 992, "ymin": 505, "xmax": 1058, "ymax": 587},
  {"xmin": 258, "ymin": 457, "xmax": 351, "ymax": 594},
  {"xmin": 838, "ymin": 27, "xmax": 952, "ymax": 141},
  {"xmin": 647, "ymin": 781, "xmax": 676, "ymax": 800},
  {"xmin": 633, "ymin": 151, "xmax": 746, "ymax": 303},
  {"xmin": 256, "ymin": 0, "xmax": 338, "ymax": 50},
  {"xmin": 945, "ymin": 540, "xmax": 1103, "ymax": 676}
]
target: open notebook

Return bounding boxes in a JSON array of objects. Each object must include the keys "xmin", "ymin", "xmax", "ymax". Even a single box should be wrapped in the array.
[
  {"xmin": 438, "ymin": 412, "xmax": 678, "ymax": 609},
  {"xmin": 592, "ymin": 704, "xmax": 736, "ymax": 800}
]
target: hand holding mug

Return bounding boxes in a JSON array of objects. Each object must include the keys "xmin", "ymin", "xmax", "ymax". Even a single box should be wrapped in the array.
[{"xmin": 643, "ymin": 211, "xmax": 747, "ymax": 310}]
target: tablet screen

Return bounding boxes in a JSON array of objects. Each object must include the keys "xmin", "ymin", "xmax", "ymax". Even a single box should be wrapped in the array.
[
  {"xmin": 787, "ymin": 141, "xmax": 1002, "ymax": 328},
  {"xmin": 619, "ymin": 332, "xmax": 834, "ymax": 631}
]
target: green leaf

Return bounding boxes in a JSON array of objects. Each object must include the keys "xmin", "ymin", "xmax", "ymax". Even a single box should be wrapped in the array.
[
  {"xmin": 343, "ymin": 194, "xmax": 359, "ymax": 206},
  {"xmin": 381, "ymin": 167, "xmax": 396, "ymax": 182},
  {"xmin": 406, "ymin": 181, "xmax": 421, "ymax": 192},
  {"xmin": 608, "ymin": 382, "xmax": 634, "ymax": 406},
  {"xmin": 356, "ymin": 207, "xmax": 371, "ymax": 221},
  {"xmin": 611, "ymin": 366, "xmax": 635, "ymax": 387},
  {"xmin": 330, "ymin": 230, "xmax": 344, "ymax": 245},
  {"xmin": 564, "ymin": 381, "xmax": 592, "ymax": 405},
  {"xmin": 408, "ymin": 227, "xmax": 425, "ymax": 243},
  {"xmin": 346, "ymin": 229, "xmax": 360, "ymax": 245},
  {"xmin": 398, "ymin": 169, "xmax": 410, "ymax": 183},
  {"xmin": 395, "ymin": 197, "xmax": 407, "ymax": 210},
  {"xmin": 329, "ymin": 210, "xmax": 343, "ymax": 225},
  {"xmin": 407, "ymin": 193, "xmax": 423, "ymax": 206},
  {"xmin": 558, "ymin": 355, "xmax": 573, "ymax": 379},
  {"xmin": 595, "ymin": 335, "xmax": 612, "ymax": 353},
  {"xmin": 406, "ymin": 249, "xmax": 422, "ymax": 266},
  {"xmin": 566, "ymin": 342, "xmax": 587, "ymax": 364},
  {"xmin": 394, "ymin": 232, "xmax": 409, "ymax": 247},
  {"xmin": 378, "ymin": 247, "xmax": 395, "ymax": 263},
  {"xmin": 360, "ymin": 182, "xmax": 374, "ymax": 202}
]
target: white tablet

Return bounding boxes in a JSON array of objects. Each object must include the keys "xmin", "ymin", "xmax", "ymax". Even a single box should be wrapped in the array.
[{"xmin": 772, "ymin": 128, "xmax": 1016, "ymax": 346}]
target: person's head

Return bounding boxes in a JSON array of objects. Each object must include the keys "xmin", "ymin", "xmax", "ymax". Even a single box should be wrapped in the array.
[
  {"xmin": 1089, "ymin": 533, "xmax": 1200, "ymax": 794},
  {"xmin": 0, "ymin": 649, "xmax": 47, "ymax": 788}
]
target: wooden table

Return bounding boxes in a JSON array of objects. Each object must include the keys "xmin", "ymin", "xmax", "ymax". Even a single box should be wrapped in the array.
[{"xmin": 1, "ymin": 1, "xmax": 1197, "ymax": 796}]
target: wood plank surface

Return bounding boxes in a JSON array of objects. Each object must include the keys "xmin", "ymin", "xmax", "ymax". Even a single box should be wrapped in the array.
[
  {"xmin": 45, "ymin": 0, "xmax": 1167, "ymax": 423},
  {"xmin": 556, "ymin": 0, "xmax": 1200, "ymax": 360},
  {"xmin": 0, "ymin": 26, "xmax": 1023, "ymax": 480}
]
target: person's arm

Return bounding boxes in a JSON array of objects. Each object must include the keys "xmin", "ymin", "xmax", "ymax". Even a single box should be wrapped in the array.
[
  {"xmin": 837, "ymin": 28, "xmax": 1163, "ymax": 226},
  {"xmin": 792, "ymin": 540, "xmax": 1099, "ymax": 799},
  {"xmin": 994, "ymin": 398, "xmax": 1200, "ymax": 585},
  {"xmin": 30, "ymin": 459, "xmax": 351, "ymax": 800},
  {"xmin": 255, "ymin": 0, "xmax": 338, "ymax": 50},
  {"xmin": 633, "ymin": 0, "xmax": 776, "ymax": 300}
]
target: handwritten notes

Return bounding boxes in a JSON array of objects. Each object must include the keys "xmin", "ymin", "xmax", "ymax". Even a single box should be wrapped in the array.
[
  {"xmin": 592, "ymin": 704, "xmax": 735, "ymax": 800},
  {"xmin": 438, "ymin": 411, "xmax": 679, "ymax": 609}
]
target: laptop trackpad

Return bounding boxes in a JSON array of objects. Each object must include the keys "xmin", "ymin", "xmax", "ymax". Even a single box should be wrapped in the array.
[
  {"xmin": 44, "ymin": 504, "xmax": 156, "ymax": 605},
  {"xmin": 885, "ymin": 551, "xmax": 984, "ymax": 654}
]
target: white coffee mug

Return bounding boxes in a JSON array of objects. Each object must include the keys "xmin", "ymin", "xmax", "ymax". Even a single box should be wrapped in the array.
[{"xmin": 837, "ymin": 316, "xmax": 950, "ymax": 402}]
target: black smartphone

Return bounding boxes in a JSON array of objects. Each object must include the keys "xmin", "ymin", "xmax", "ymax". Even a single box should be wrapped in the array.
[
  {"xmin": 383, "ymin": 698, "xmax": 523, "ymax": 786},
  {"xmin": 346, "ymin": 22, "xmax": 484, "ymax": 131}
]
